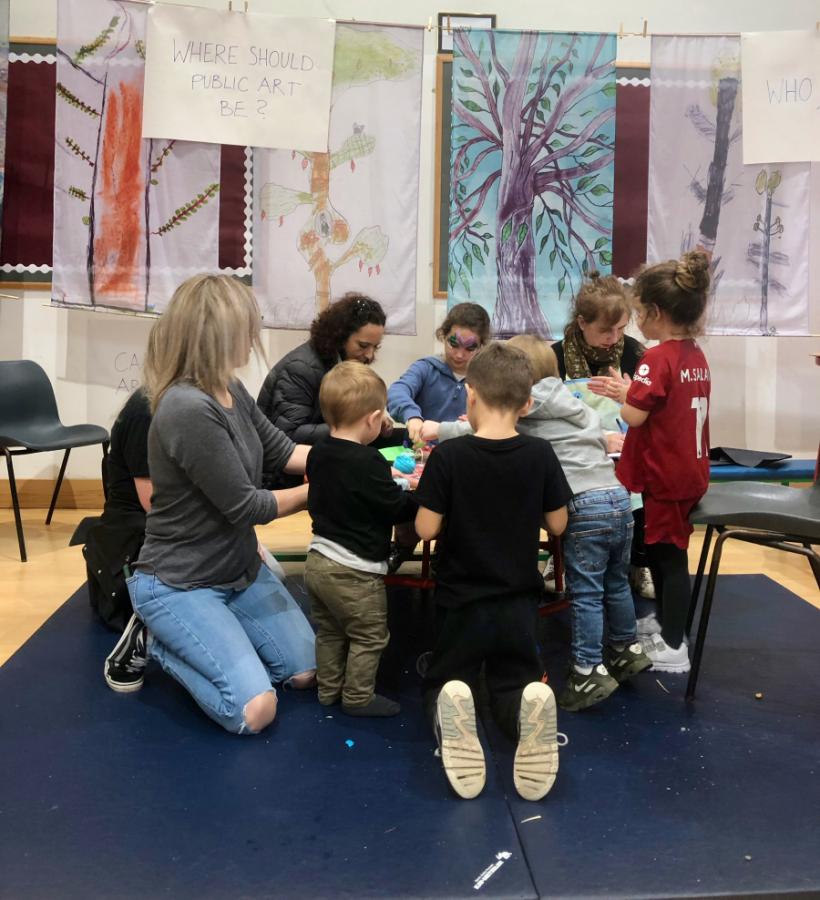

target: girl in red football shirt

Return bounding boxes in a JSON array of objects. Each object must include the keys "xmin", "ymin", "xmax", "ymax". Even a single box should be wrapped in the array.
[{"xmin": 611, "ymin": 251, "xmax": 711, "ymax": 673}]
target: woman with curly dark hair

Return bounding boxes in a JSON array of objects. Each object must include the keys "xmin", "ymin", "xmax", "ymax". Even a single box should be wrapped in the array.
[{"xmin": 257, "ymin": 294, "xmax": 388, "ymax": 484}]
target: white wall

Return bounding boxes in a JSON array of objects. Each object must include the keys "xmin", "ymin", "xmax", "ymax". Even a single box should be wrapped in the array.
[{"xmin": 4, "ymin": 0, "xmax": 819, "ymax": 480}]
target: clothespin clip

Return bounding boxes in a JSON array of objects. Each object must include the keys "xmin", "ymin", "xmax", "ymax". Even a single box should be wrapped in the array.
[
  {"xmin": 446, "ymin": 15, "xmax": 452, "ymax": 34},
  {"xmin": 618, "ymin": 22, "xmax": 624, "ymax": 40},
  {"xmin": 642, "ymin": 19, "xmax": 648, "ymax": 38},
  {"xmin": 228, "ymin": 1, "xmax": 249, "ymax": 11},
  {"xmin": 427, "ymin": 16, "xmax": 433, "ymax": 32}
]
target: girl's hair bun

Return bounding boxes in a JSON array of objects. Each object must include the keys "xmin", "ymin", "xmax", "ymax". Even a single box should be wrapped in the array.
[
  {"xmin": 674, "ymin": 250, "xmax": 710, "ymax": 294},
  {"xmin": 588, "ymin": 269, "xmax": 601, "ymax": 282}
]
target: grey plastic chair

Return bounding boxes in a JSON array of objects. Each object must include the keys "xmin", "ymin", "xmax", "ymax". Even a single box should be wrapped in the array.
[
  {"xmin": 0, "ymin": 360, "xmax": 110, "ymax": 561},
  {"xmin": 686, "ymin": 478, "xmax": 820, "ymax": 700}
]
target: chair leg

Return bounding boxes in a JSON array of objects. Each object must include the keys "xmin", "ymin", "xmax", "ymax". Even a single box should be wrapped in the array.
[
  {"xmin": 686, "ymin": 529, "xmax": 730, "ymax": 702},
  {"xmin": 46, "ymin": 449, "xmax": 71, "ymax": 526},
  {"xmin": 803, "ymin": 543, "xmax": 820, "ymax": 591},
  {"xmin": 3, "ymin": 448, "xmax": 27, "ymax": 562},
  {"xmin": 686, "ymin": 525, "xmax": 715, "ymax": 636}
]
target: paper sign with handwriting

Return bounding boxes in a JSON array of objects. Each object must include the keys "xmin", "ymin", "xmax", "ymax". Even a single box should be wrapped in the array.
[
  {"xmin": 741, "ymin": 30, "xmax": 820, "ymax": 163},
  {"xmin": 143, "ymin": 6, "xmax": 335, "ymax": 151}
]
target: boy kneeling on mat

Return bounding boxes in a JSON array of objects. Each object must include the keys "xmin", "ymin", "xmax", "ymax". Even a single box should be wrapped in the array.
[{"xmin": 413, "ymin": 342, "xmax": 572, "ymax": 800}]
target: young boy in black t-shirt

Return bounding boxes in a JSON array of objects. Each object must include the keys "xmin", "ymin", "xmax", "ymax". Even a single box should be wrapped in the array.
[
  {"xmin": 305, "ymin": 361, "xmax": 418, "ymax": 718},
  {"xmin": 414, "ymin": 342, "xmax": 572, "ymax": 801}
]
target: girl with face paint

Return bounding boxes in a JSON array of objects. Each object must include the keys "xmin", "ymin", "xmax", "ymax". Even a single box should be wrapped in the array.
[{"xmin": 386, "ymin": 303, "xmax": 491, "ymax": 445}]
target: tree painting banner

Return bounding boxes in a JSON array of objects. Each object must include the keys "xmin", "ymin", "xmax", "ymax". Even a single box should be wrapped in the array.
[
  {"xmin": 143, "ymin": 6, "xmax": 335, "ymax": 151},
  {"xmin": 53, "ymin": 0, "xmax": 220, "ymax": 313},
  {"xmin": 448, "ymin": 30, "xmax": 616, "ymax": 339},
  {"xmin": 253, "ymin": 23, "xmax": 423, "ymax": 335},
  {"xmin": 648, "ymin": 36, "xmax": 810, "ymax": 336}
]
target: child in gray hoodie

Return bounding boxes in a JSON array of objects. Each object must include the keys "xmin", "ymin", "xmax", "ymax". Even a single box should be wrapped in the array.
[{"xmin": 430, "ymin": 335, "xmax": 650, "ymax": 710}]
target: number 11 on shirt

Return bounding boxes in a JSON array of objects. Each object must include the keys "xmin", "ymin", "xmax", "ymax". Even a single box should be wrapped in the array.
[{"xmin": 691, "ymin": 397, "xmax": 708, "ymax": 459}]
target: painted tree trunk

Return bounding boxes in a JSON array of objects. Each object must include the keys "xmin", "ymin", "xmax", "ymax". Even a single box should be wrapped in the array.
[
  {"xmin": 492, "ymin": 34, "xmax": 549, "ymax": 338},
  {"xmin": 91, "ymin": 77, "xmax": 146, "ymax": 310},
  {"xmin": 697, "ymin": 76, "xmax": 738, "ymax": 253},
  {"xmin": 759, "ymin": 191, "xmax": 772, "ymax": 334},
  {"xmin": 308, "ymin": 152, "xmax": 332, "ymax": 312}
]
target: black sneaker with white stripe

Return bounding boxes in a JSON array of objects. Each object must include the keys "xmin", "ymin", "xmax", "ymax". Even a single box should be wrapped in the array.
[{"xmin": 104, "ymin": 614, "xmax": 147, "ymax": 693}]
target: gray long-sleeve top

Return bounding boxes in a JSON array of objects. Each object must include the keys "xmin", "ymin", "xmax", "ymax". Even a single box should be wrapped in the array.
[
  {"xmin": 135, "ymin": 380, "xmax": 295, "ymax": 590},
  {"xmin": 438, "ymin": 377, "xmax": 619, "ymax": 497}
]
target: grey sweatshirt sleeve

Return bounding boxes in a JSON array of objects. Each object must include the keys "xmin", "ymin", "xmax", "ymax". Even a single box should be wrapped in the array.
[
  {"xmin": 158, "ymin": 389, "xmax": 279, "ymax": 527},
  {"xmin": 437, "ymin": 419, "xmax": 474, "ymax": 442}
]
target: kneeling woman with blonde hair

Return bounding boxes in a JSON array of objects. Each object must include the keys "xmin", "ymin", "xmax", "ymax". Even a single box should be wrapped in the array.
[{"xmin": 126, "ymin": 274, "xmax": 316, "ymax": 734}]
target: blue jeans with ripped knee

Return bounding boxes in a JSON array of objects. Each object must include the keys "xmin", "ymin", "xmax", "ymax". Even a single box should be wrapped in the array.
[
  {"xmin": 562, "ymin": 487, "xmax": 637, "ymax": 668},
  {"xmin": 127, "ymin": 565, "xmax": 316, "ymax": 734}
]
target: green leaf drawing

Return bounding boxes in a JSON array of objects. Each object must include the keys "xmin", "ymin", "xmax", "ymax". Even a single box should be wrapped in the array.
[
  {"xmin": 535, "ymin": 211, "xmax": 544, "ymax": 232},
  {"xmin": 601, "ymin": 80, "xmax": 617, "ymax": 97},
  {"xmin": 549, "ymin": 247, "xmax": 557, "ymax": 266},
  {"xmin": 462, "ymin": 99, "xmax": 487, "ymax": 113},
  {"xmin": 448, "ymin": 266, "xmax": 456, "ymax": 290},
  {"xmin": 155, "ymin": 183, "xmax": 220, "ymax": 236},
  {"xmin": 556, "ymin": 230, "xmax": 567, "ymax": 247},
  {"xmin": 500, "ymin": 219, "xmax": 513, "ymax": 243},
  {"xmin": 472, "ymin": 244, "xmax": 484, "ymax": 264},
  {"xmin": 464, "ymin": 252, "xmax": 473, "ymax": 275},
  {"xmin": 577, "ymin": 175, "xmax": 596, "ymax": 191},
  {"xmin": 56, "ymin": 83, "xmax": 100, "ymax": 117},
  {"xmin": 599, "ymin": 250, "xmax": 613, "ymax": 265},
  {"xmin": 75, "ymin": 16, "xmax": 119, "ymax": 64},
  {"xmin": 558, "ymin": 275, "xmax": 566, "ymax": 295},
  {"xmin": 590, "ymin": 184, "xmax": 611, "ymax": 196},
  {"xmin": 459, "ymin": 269, "xmax": 471, "ymax": 297},
  {"xmin": 593, "ymin": 236, "xmax": 609, "ymax": 250},
  {"xmin": 539, "ymin": 235, "xmax": 549, "ymax": 253},
  {"xmin": 581, "ymin": 145, "xmax": 600, "ymax": 157},
  {"xmin": 516, "ymin": 223, "xmax": 529, "ymax": 247},
  {"xmin": 65, "ymin": 136, "xmax": 94, "ymax": 167}
]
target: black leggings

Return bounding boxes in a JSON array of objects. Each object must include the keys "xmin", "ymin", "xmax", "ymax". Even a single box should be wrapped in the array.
[
  {"xmin": 631, "ymin": 506, "xmax": 647, "ymax": 568},
  {"xmin": 645, "ymin": 542, "xmax": 690, "ymax": 649}
]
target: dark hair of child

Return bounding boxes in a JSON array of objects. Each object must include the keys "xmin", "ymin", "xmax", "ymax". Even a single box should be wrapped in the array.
[
  {"xmin": 633, "ymin": 251, "xmax": 711, "ymax": 335},
  {"xmin": 564, "ymin": 271, "xmax": 631, "ymax": 340},
  {"xmin": 465, "ymin": 341, "xmax": 533, "ymax": 411},
  {"xmin": 309, "ymin": 293, "xmax": 387, "ymax": 360},
  {"xmin": 435, "ymin": 302, "xmax": 492, "ymax": 344}
]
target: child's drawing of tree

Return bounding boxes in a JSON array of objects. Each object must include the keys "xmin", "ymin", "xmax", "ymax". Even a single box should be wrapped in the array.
[
  {"xmin": 448, "ymin": 30, "xmax": 616, "ymax": 338},
  {"xmin": 680, "ymin": 55, "xmax": 740, "ymax": 291},
  {"xmin": 748, "ymin": 168, "xmax": 786, "ymax": 335},
  {"xmin": 55, "ymin": 4, "xmax": 218, "ymax": 311},
  {"xmin": 259, "ymin": 26, "xmax": 419, "ymax": 313}
]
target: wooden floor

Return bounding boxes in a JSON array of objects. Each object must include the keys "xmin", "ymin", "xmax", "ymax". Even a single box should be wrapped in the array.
[{"xmin": 1, "ymin": 508, "xmax": 818, "ymax": 667}]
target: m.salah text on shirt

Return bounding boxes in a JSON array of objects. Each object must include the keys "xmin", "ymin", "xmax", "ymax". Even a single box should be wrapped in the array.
[{"xmin": 680, "ymin": 368, "xmax": 710, "ymax": 383}]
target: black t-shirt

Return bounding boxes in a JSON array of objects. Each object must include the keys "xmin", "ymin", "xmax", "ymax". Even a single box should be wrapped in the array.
[
  {"xmin": 306, "ymin": 436, "xmax": 418, "ymax": 562},
  {"xmin": 414, "ymin": 433, "xmax": 572, "ymax": 608},
  {"xmin": 103, "ymin": 389, "xmax": 151, "ymax": 519}
]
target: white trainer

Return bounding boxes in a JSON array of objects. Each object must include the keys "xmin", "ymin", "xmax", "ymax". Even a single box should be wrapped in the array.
[
  {"xmin": 644, "ymin": 634, "xmax": 691, "ymax": 673},
  {"xmin": 543, "ymin": 556, "xmax": 556, "ymax": 592},
  {"xmin": 514, "ymin": 682, "xmax": 559, "ymax": 801},
  {"xmin": 636, "ymin": 612, "xmax": 662, "ymax": 637},
  {"xmin": 436, "ymin": 681, "xmax": 486, "ymax": 799},
  {"xmin": 631, "ymin": 565, "xmax": 656, "ymax": 599}
]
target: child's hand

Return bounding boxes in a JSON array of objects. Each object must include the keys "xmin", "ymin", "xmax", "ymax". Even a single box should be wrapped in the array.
[
  {"xmin": 420, "ymin": 420, "xmax": 440, "ymax": 442},
  {"xmin": 406, "ymin": 417, "xmax": 424, "ymax": 444},
  {"xmin": 605, "ymin": 431, "xmax": 625, "ymax": 454},
  {"xmin": 588, "ymin": 368, "xmax": 631, "ymax": 404}
]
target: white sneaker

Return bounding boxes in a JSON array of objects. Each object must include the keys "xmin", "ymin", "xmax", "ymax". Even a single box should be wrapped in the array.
[
  {"xmin": 630, "ymin": 566, "xmax": 656, "ymax": 599},
  {"xmin": 436, "ymin": 681, "xmax": 486, "ymax": 799},
  {"xmin": 644, "ymin": 634, "xmax": 691, "ymax": 673},
  {"xmin": 636, "ymin": 612, "xmax": 662, "ymax": 637},
  {"xmin": 514, "ymin": 682, "xmax": 559, "ymax": 801},
  {"xmin": 543, "ymin": 556, "xmax": 556, "ymax": 592}
]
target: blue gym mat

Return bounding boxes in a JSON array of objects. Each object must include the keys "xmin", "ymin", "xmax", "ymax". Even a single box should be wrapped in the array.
[{"xmin": 1, "ymin": 574, "xmax": 818, "ymax": 898}]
